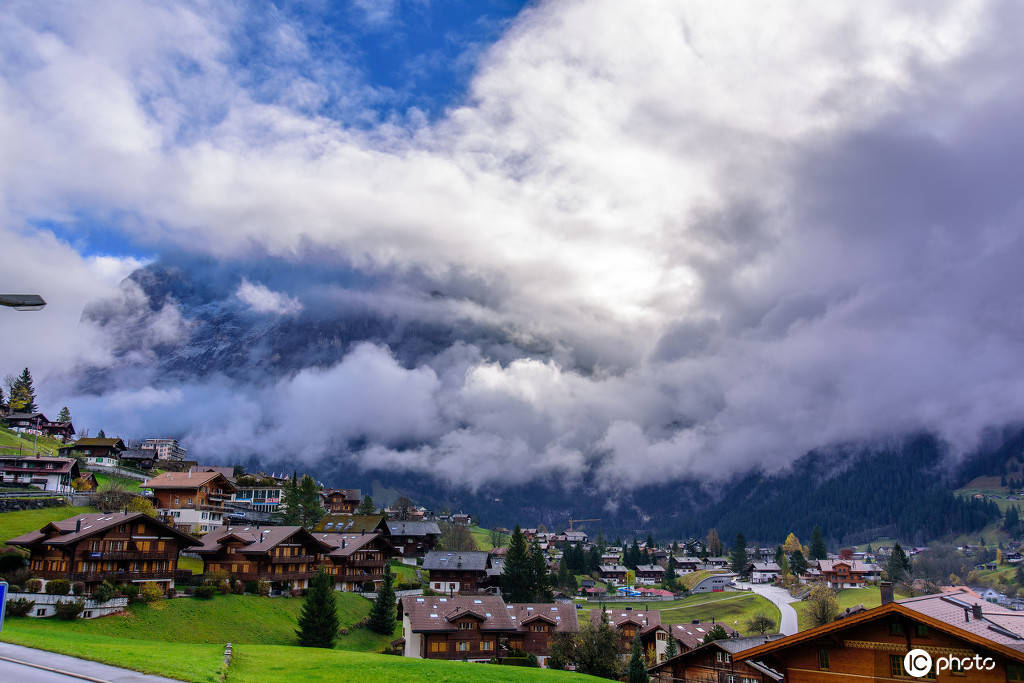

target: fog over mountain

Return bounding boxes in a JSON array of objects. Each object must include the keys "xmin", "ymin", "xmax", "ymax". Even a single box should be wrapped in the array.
[{"xmin": 4, "ymin": 1, "xmax": 1024, "ymax": 499}]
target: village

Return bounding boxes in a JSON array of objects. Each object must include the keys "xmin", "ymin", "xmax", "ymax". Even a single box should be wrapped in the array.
[{"xmin": 5, "ymin": 395, "xmax": 1024, "ymax": 681}]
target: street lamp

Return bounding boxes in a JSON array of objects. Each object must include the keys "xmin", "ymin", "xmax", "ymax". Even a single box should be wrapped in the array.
[{"xmin": 0, "ymin": 294, "xmax": 46, "ymax": 311}]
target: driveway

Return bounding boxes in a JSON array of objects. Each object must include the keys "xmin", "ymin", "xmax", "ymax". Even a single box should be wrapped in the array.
[
  {"xmin": 735, "ymin": 581, "xmax": 800, "ymax": 635},
  {"xmin": 0, "ymin": 642, "xmax": 182, "ymax": 683}
]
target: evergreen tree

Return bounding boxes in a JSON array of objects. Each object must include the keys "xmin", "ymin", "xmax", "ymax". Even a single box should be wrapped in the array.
[
  {"xmin": 789, "ymin": 549, "xmax": 808, "ymax": 576},
  {"xmin": 530, "ymin": 541, "xmax": 553, "ymax": 601},
  {"xmin": 1006, "ymin": 506, "xmax": 1021, "ymax": 535},
  {"xmin": 774, "ymin": 545, "xmax": 785, "ymax": 566},
  {"xmin": 97, "ymin": 429, "xmax": 106, "ymax": 438},
  {"xmin": 296, "ymin": 569, "xmax": 338, "ymax": 648},
  {"xmin": 702, "ymin": 624, "xmax": 729, "ymax": 642},
  {"xmin": 730, "ymin": 533, "xmax": 748, "ymax": 575},
  {"xmin": 664, "ymin": 631, "xmax": 679, "ymax": 659},
  {"xmin": 57, "ymin": 406, "xmax": 71, "ymax": 424},
  {"xmin": 368, "ymin": 566, "xmax": 396, "ymax": 634},
  {"xmin": 356, "ymin": 495, "xmax": 376, "ymax": 515},
  {"xmin": 888, "ymin": 543, "xmax": 912, "ymax": 582},
  {"xmin": 626, "ymin": 539, "xmax": 642, "ymax": 569},
  {"xmin": 282, "ymin": 471, "xmax": 302, "ymax": 525},
  {"xmin": 646, "ymin": 533, "xmax": 655, "ymax": 550},
  {"xmin": 627, "ymin": 633, "xmax": 648, "ymax": 682},
  {"xmin": 9, "ymin": 368, "xmax": 37, "ymax": 413},
  {"xmin": 298, "ymin": 475, "xmax": 324, "ymax": 529},
  {"xmin": 503, "ymin": 526, "xmax": 533, "ymax": 602},
  {"xmin": 664, "ymin": 557, "xmax": 677, "ymax": 589},
  {"xmin": 809, "ymin": 526, "xmax": 828, "ymax": 560},
  {"xmin": 587, "ymin": 545, "xmax": 602, "ymax": 572},
  {"xmin": 557, "ymin": 556, "xmax": 570, "ymax": 589}
]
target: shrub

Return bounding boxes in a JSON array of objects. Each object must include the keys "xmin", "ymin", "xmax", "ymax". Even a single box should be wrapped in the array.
[
  {"xmin": 120, "ymin": 584, "xmax": 140, "ymax": 602},
  {"xmin": 219, "ymin": 580, "xmax": 231, "ymax": 595},
  {"xmin": 140, "ymin": 582, "xmax": 163, "ymax": 603},
  {"xmin": 1, "ymin": 567, "xmax": 30, "ymax": 588},
  {"xmin": 9, "ymin": 584, "xmax": 22, "ymax": 593},
  {"xmin": 195, "ymin": 584, "xmax": 218, "ymax": 599},
  {"xmin": 71, "ymin": 582, "xmax": 86, "ymax": 596},
  {"xmin": 95, "ymin": 481, "xmax": 133, "ymax": 512},
  {"xmin": 24, "ymin": 579, "xmax": 42, "ymax": 593},
  {"xmin": 92, "ymin": 581, "xmax": 117, "ymax": 603},
  {"xmin": 6, "ymin": 598, "xmax": 35, "ymax": 617},
  {"xmin": 55, "ymin": 598, "xmax": 86, "ymax": 620},
  {"xmin": 232, "ymin": 580, "xmax": 244, "ymax": 595},
  {"xmin": 257, "ymin": 579, "xmax": 271, "ymax": 596},
  {"xmin": 0, "ymin": 551, "xmax": 26, "ymax": 572},
  {"xmin": 244, "ymin": 581, "xmax": 258, "ymax": 594},
  {"xmin": 395, "ymin": 581, "xmax": 421, "ymax": 591},
  {"xmin": 203, "ymin": 570, "xmax": 229, "ymax": 585},
  {"xmin": 45, "ymin": 579, "xmax": 71, "ymax": 595}
]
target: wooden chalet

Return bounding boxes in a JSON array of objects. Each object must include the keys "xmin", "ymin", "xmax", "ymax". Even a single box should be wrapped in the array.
[
  {"xmin": 400, "ymin": 595, "xmax": 577, "ymax": 664},
  {"xmin": 599, "ymin": 563, "xmax": 629, "ymax": 585},
  {"xmin": 636, "ymin": 563, "xmax": 666, "ymax": 585},
  {"xmin": 143, "ymin": 470, "xmax": 237, "ymax": 533},
  {"xmin": 194, "ymin": 525, "xmax": 333, "ymax": 591},
  {"xmin": 814, "ymin": 559, "xmax": 882, "ymax": 589},
  {"xmin": 386, "ymin": 520, "xmax": 441, "ymax": 559},
  {"xmin": 0, "ymin": 455, "xmax": 80, "ymax": 493},
  {"xmin": 647, "ymin": 634, "xmax": 784, "ymax": 682},
  {"xmin": 594, "ymin": 608, "xmax": 671, "ymax": 664},
  {"xmin": 321, "ymin": 488, "xmax": 361, "ymax": 514},
  {"xmin": 3, "ymin": 412, "xmax": 74, "ymax": 440},
  {"xmin": 423, "ymin": 550, "xmax": 493, "ymax": 594},
  {"xmin": 311, "ymin": 530, "xmax": 396, "ymax": 591},
  {"xmin": 6, "ymin": 511, "xmax": 199, "ymax": 594},
  {"xmin": 59, "ymin": 437, "xmax": 127, "ymax": 466}
]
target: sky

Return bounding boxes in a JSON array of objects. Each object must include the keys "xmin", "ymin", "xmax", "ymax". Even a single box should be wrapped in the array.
[{"xmin": 3, "ymin": 1, "xmax": 1024, "ymax": 491}]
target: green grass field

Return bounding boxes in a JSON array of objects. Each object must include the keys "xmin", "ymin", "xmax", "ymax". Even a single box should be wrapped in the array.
[
  {"xmin": 575, "ymin": 590, "xmax": 780, "ymax": 636},
  {"xmin": 0, "ymin": 505, "xmax": 98, "ymax": 546},
  {"xmin": 389, "ymin": 559, "xmax": 421, "ymax": 584},
  {"xmin": 469, "ymin": 525, "xmax": 502, "ymax": 551},
  {"xmin": 0, "ymin": 427, "xmax": 66, "ymax": 457},
  {"xmin": 94, "ymin": 472, "xmax": 143, "ymax": 492},
  {"xmin": 794, "ymin": 587, "xmax": 884, "ymax": 631},
  {"xmin": 679, "ymin": 569, "xmax": 725, "ymax": 591},
  {"xmin": 178, "ymin": 555, "xmax": 204, "ymax": 574}
]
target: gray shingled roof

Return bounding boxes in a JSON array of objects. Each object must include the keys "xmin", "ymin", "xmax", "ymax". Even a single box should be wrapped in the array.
[
  {"xmin": 422, "ymin": 550, "xmax": 490, "ymax": 571},
  {"xmin": 387, "ymin": 521, "xmax": 441, "ymax": 536}
]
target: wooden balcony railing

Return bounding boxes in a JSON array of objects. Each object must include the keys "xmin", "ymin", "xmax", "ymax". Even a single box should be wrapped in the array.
[{"xmin": 271, "ymin": 555, "xmax": 316, "ymax": 564}]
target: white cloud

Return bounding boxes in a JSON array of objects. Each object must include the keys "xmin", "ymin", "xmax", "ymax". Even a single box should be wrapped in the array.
[{"xmin": 235, "ymin": 278, "xmax": 303, "ymax": 315}]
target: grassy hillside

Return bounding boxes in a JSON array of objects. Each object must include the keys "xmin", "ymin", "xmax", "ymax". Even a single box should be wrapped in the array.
[
  {"xmin": 0, "ymin": 427, "xmax": 66, "ymax": 457},
  {"xmin": 0, "ymin": 505, "xmax": 97, "ymax": 546},
  {"xmin": 680, "ymin": 569, "xmax": 725, "ymax": 591},
  {"xmin": 575, "ymin": 591, "xmax": 780, "ymax": 636},
  {"xmin": 794, "ymin": 587, "xmax": 883, "ymax": 631},
  {"xmin": 94, "ymin": 472, "xmax": 143, "ymax": 492}
]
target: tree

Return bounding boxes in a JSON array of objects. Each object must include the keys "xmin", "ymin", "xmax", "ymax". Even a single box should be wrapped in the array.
[
  {"xmin": 809, "ymin": 526, "xmax": 828, "ymax": 560},
  {"xmin": 705, "ymin": 529, "xmax": 723, "ymax": 556},
  {"xmin": 664, "ymin": 632, "xmax": 679, "ymax": 659},
  {"xmin": 9, "ymin": 368, "xmax": 37, "ymax": 413},
  {"xmin": 574, "ymin": 612, "xmax": 622, "ymax": 678},
  {"xmin": 298, "ymin": 475, "xmax": 324, "ymax": 529},
  {"xmin": 489, "ymin": 527, "xmax": 507, "ymax": 549},
  {"xmin": 95, "ymin": 481, "xmax": 134, "ymax": 512},
  {"xmin": 356, "ymin": 495, "xmax": 376, "ymax": 515},
  {"xmin": 368, "ymin": 566, "xmax": 396, "ymax": 634},
  {"xmin": 806, "ymin": 583, "xmax": 839, "ymax": 627},
  {"xmin": 702, "ymin": 624, "xmax": 729, "ymax": 643},
  {"xmin": 392, "ymin": 495, "xmax": 416, "ymax": 519},
  {"xmin": 888, "ymin": 543, "xmax": 912, "ymax": 583},
  {"xmin": 57, "ymin": 406, "xmax": 71, "ymax": 424},
  {"xmin": 438, "ymin": 522, "xmax": 475, "ymax": 552},
  {"xmin": 782, "ymin": 533, "xmax": 802, "ymax": 554},
  {"xmin": 296, "ymin": 569, "xmax": 338, "ymax": 647},
  {"xmin": 503, "ymin": 526, "xmax": 534, "ymax": 603},
  {"xmin": 789, "ymin": 549, "xmax": 808, "ymax": 576},
  {"xmin": 282, "ymin": 472, "xmax": 302, "ymax": 525},
  {"xmin": 664, "ymin": 557, "xmax": 677, "ymax": 590},
  {"xmin": 587, "ymin": 545, "xmax": 602, "ymax": 572},
  {"xmin": 125, "ymin": 496, "xmax": 157, "ymax": 517},
  {"xmin": 746, "ymin": 613, "xmax": 776, "ymax": 634},
  {"xmin": 627, "ymin": 633, "xmax": 648, "ymax": 683},
  {"xmin": 97, "ymin": 429, "xmax": 106, "ymax": 438},
  {"xmin": 730, "ymin": 533, "xmax": 748, "ymax": 575},
  {"xmin": 1006, "ymin": 506, "xmax": 1021, "ymax": 535},
  {"xmin": 530, "ymin": 541, "xmax": 554, "ymax": 602},
  {"xmin": 998, "ymin": 548, "xmax": 1005, "ymax": 565},
  {"xmin": 625, "ymin": 538, "xmax": 642, "ymax": 569}
]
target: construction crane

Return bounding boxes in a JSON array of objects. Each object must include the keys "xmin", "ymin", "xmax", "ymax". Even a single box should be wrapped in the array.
[{"xmin": 568, "ymin": 517, "xmax": 600, "ymax": 532}]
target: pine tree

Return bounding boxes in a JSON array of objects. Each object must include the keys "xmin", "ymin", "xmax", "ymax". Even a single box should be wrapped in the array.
[
  {"xmin": 368, "ymin": 566, "xmax": 396, "ymax": 634},
  {"xmin": 282, "ymin": 472, "xmax": 302, "ymax": 525},
  {"xmin": 1006, "ymin": 506, "xmax": 1020, "ymax": 535},
  {"xmin": 702, "ymin": 624, "xmax": 729, "ymax": 642},
  {"xmin": 530, "ymin": 541, "xmax": 553, "ymax": 601},
  {"xmin": 557, "ymin": 556, "xmax": 570, "ymax": 589},
  {"xmin": 587, "ymin": 545, "xmax": 601, "ymax": 572},
  {"xmin": 665, "ymin": 631, "xmax": 679, "ymax": 659},
  {"xmin": 888, "ymin": 543, "xmax": 911, "ymax": 582},
  {"xmin": 503, "ymin": 526, "xmax": 533, "ymax": 603},
  {"xmin": 296, "ymin": 569, "xmax": 338, "ymax": 648},
  {"xmin": 9, "ymin": 368, "xmax": 37, "ymax": 413},
  {"xmin": 356, "ymin": 495, "xmax": 376, "ymax": 515},
  {"xmin": 627, "ymin": 633, "xmax": 648, "ymax": 682},
  {"xmin": 298, "ymin": 475, "xmax": 324, "ymax": 529},
  {"xmin": 626, "ymin": 539, "xmax": 642, "ymax": 569},
  {"xmin": 809, "ymin": 526, "xmax": 828, "ymax": 560},
  {"xmin": 731, "ymin": 533, "xmax": 748, "ymax": 575},
  {"xmin": 97, "ymin": 429, "xmax": 106, "ymax": 438},
  {"xmin": 789, "ymin": 549, "xmax": 808, "ymax": 576},
  {"xmin": 57, "ymin": 406, "xmax": 71, "ymax": 423}
]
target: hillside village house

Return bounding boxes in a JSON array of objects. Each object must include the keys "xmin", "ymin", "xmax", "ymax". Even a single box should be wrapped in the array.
[
  {"xmin": 599, "ymin": 564, "xmax": 629, "ymax": 585},
  {"xmin": 7, "ymin": 511, "xmax": 200, "ymax": 594},
  {"xmin": 3, "ymin": 412, "xmax": 76, "ymax": 441},
  {"xmin": 653, "ymin": 587, "xmax": 1024, "ymax": 682},
  {"xmin": 0, "ymin": 456, "xmax": 80, "ymax": 493},
  {"xmin": 118, "ymin": 448, "xmax": 158, "ymax": 470},
  {"xmin": 233, "ymin": 478, "xmax": 286, "ymax": 513},
  {"xmin": 400, "ymin": 595, "xmax": 578, "ymax": 664},
  {"xmin": 59, "ymin": 437, "xmax": 126, "ymax": 468},
  {"xmin": 321, "ymin": 488, "xmax": 361, "ymax": 514},
  {"xmin": 669, "ymin": 622, "xmax": 740, "ymax": 652},
  {"xmin": 194, "ymin": 525, "xmax": 332, "ymax": 591},
  {"xmin": 636, "ymin": 563, "xmax": 666, "ymax": 585},
  {"xmin": 672, "ymin": 556, "xmax": 702, "ymax": 574},
  {"xmin": 143, "ymin": 470, "xmax": 237, "ymax": 533},
  {"xmin": 647, "ymin": 634, "xmax": 784, "ymax": 682},
  {"xmin": 423, "ymin": 550, "xmax": 493, "ymax": 594},
  {"xmin": 315, "ymin": 514, "xmax": 389, "ymax": 534},
  {"xmin": 140, "ymin": 438, "xmax": 186, "ymax": 460},
  {"xmin": 814, "ymin": 559, "xmax": 882, "ymax": 588},
  {"xmin": 596, "ymin": 609, "xmax": 671, "ymax": 663},
  {"xmin": 748, "ymin": 561, "xmax": 782, "ymax": 584},
  {"xmin": 312, "ymin": 530, "xmax": 396, "ymax": 591},
  {"xmin": 387, "ymin": 520, "xmax": 441, "ymax": 560}
]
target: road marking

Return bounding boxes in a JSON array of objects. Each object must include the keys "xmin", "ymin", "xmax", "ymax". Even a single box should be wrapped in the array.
[{"xmin": 0, "ymin": 654, "xmax": 111, "ymax": 682}]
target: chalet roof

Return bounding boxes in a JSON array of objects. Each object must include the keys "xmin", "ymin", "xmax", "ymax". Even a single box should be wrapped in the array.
[
  {"xmin": 636, "ymin": 564, "xmax": 664, "ymax": 572},
  {"xmin": 401, "ymin": 595, "xmax": 516, "ymax": 632},
  {"xmin": 120, "ymin": 449, "xmax": 157, "ymax": 461},
  {"xmin": 4, "ymin": 412, "xmax": 48, "ymax": 421},
  {"xmin": 71, "ymin": 437, "xmax": 126, "ymax": 449},
  {"xmin": 816, "ymin": 559, "xmax": 880, "ymax": 573},
  {"xmin": 191, "ymin": 466, "xmax": 235, "ymax": 482},
  {"xmin": 739, "ymin": 590, "xmax": 1024, "ymax": 666},
  {"xmin": 387, "ymin": 520, "xmax": 441, "ymax": 537},
  {"xmin": 312, "ymin": 532, "xmax": 396, "ymax": 558},
  {"xmin": 670, "ymin": 622, "xmax": 740, "ymax": 650},
  {"xmin": 6, "ymin": 511, "xmax": 200, "ymax": 548},
  {"xmin": 423, "ymin": 550, "xmax": 490, "ymax": 572},
  {"xmin": 599, "ymin": 564, "xmax": 628, "ymax": 572},
  {"xmin": 193, "ymin": 524, "xmax": 332, "ymax": 555},
  {"xmin": 510, "ymin": 603, "xmax": 578, "ymax": 633},
  {"xmin": 143, "ymin": 470, "xmax": 237, "ymax": 492},
  {"xmin": 313, "ymin": 514, "xmax": 387, "ymax": 534},
  {"xmin": 593, "ymin": 608, "xmax": 666, "ymax": 635},
  {"xmin": 750, "ymin": 562, "xmax": 781, "ymax": 572},
  {"xmin": 321, "ymin": 488, "xmax": 361, "ymax": 501},
  {"xmin": 0, "ymin": 456, "xmax": 78, "ymax": 475}
]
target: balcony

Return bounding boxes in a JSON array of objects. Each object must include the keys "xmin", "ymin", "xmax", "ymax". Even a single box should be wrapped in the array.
[
  {"xmin": 37, "ymin": 569, "xmax": 175, "ymax": 582},
  {"xmin": 82, "ymin": 551, "xmax": 177, "ymax": 561},
  {"xmin": 351, "ymin": 559, "xmax": 387, "ymax": 569},
  {"xmin": 271, "ymin": 555, "xmax": 316, "ymax": 564}
]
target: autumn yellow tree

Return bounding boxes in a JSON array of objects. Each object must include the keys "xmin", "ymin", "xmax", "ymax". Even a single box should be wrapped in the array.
[{"xmin": 783, "ymin": 533, "xmax": 802, "ymax": 553}]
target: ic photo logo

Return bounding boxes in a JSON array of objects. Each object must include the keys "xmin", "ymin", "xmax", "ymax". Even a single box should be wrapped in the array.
[{"xmin": 903, "ymin": 648, "xmax": 996, "ymax": 678}]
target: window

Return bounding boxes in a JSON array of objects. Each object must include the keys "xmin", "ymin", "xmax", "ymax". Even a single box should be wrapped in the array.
[
  {"xmin": 890, "ymin": 655, "xmax": 904, "ymax": 677},
  {"xmin": 531, "ymin": 624, "xmax": 547, "ymax": 632},
  {"xmin": 430, "ymin": 641, "xmax": 447, "ymax": 653},
  {"xmin": 657, "ymin": 631, "xmax": 666, "ymax": 641},
  {"xmin": 1008, "ymin": 664, "xmax": 1024, "ymax": 681},
  {"xmin": 83, "ymin": 611, "xmax": 92, "ymax": 618},
  {"xmin": 36, "ymin": 608, "xmax": 46, "ymax": 616},
  {"xmin": 481, "ymin": 641, "xmax": 493, "ymax": 651},
  {"xmin": 890, "ymin": 622, "xmax": 903, "ymax": 635},
  {"xmin": 915, "ymin": 624, "xmax": 929, "ymax": 637},
  {"xmin": 459, "ymin": 621, "xmax": 475, "ymax": 630},
  {"xmin": 818, "ymin": 648, "xmax": 830, "ymax": 670},
  {"xmin": 457, "ymin": 642, "xmax": 469, "ymax": 652}
]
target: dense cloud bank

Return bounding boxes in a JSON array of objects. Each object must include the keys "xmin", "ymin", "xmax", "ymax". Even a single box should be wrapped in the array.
[{"xmin": 4, "ymin": 1, "xmax": 1024, "ymax": 490}]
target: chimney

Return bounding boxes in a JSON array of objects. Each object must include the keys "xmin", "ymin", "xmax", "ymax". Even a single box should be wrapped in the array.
[
  {"xmin": 342, "ymin": 539, "xmax": 346, "ymax": 549},
  {"xmin": 75, "ymin": 519, "xmax": 81, "ymax": 533},
  {"xmin": 880, "ymin": 581, "xmax": 894, "ymax": 605},
  {"xmin": 972, "ymin": 604, "xmax": 983, "ymax": 620}
]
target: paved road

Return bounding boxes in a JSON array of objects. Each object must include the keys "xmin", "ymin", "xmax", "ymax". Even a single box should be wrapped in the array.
[
  {"xmin": 0, "ymin": 642, "xmax": 182, "ymax": 682},
  {"xmin": 735, "ymin": 581, "xmax": 800, "ymax": 635}
]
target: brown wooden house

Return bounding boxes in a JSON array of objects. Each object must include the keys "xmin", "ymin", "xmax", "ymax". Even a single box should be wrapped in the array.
[
  {"xmin": 386, "ymin": 520, "xmax": 441, "ymax": 559},
  {"xmin": 647, "ymin": 634, "xmax": 784, "ymax": 682},
  {"xmin": 312, "ymin": 530, "xmax": 396, "ymax": 591},
  {"xmin": 595, "ymin": 608, "xmax": 672, "ymax": 664},
  {"xmin": 0, "ymin": 455, "xmax": 80, "ymax": 494},
  {"xmin": 193, "ymin": 524, "xmax": 333, "ymax": 591},
  {"xmin": 6, "ymin": 511, "xmax": 200, "ymax": 594},
  {"xmin": 143, "ymin": 470, "xmax": 237, "ymax": 533},
  {"xmin": 669, "ymin": 621, "xmax": 740, "ymax": 652},
  {"xmin": 423, "ymin": 550, "xmax": 492, "ymax": 594},
  {"xmin": 321, "ymin": 488, "xmax": 361, "ymax": 514}
]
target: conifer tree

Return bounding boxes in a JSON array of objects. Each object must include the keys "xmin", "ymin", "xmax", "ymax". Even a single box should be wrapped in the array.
[
  {"xmin": 9, "ymin": 367, "xmax": 37, "ymax": 413},
  {"xmin": 296, "ymin": 569, "xmax": 338, "ymax": 648},
  {"xmin": 57, "ymin": 406, "xmax": 71, "ymax": 423},
  {"xmin": 587, "ymin": 545, "xmax": 601, "ymax": 572},
  {"xmin": 789, "ymin": 549, "xmax": 808, "ymax": 576},
  {"xmin": 730, "ymin": 533, "xmax": 748, "ymax": 575},
  {"xmin": 627, "ymin": 633, "xmax": 649, "ymax": 682},
  {"xmin": 368, "ymin": 566, "xmax": 396, "ymax": 634},
  {"xmin": 298, "ymin": 475, "xmax": 324, "ymax": 529},
  {"xmin": 888, "ymin": 543, "xmax": 911, "ymax": 582},
  {"xmin": 665, "ymin": 632, "xmax": 679, "ymax": 659},
  {"xmin": 809, "ymin": 526, "xmax": 828, "ymax": 560},
  {"xmin": 530, "ymin": 541, "xmax": 553, "ymax": 601},
  {"xmin": 502, "ymin": 525, "xmax": 533, "ymax": 602},
  {"xmin": 356, "ymin": 495, "xmax": 376, "ymax": 515}
]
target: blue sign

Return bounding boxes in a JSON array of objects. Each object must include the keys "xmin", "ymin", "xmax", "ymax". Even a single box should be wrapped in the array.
[{"xmin": 0, "ymin": 581, "xmax": 7, "ymax": 632}]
